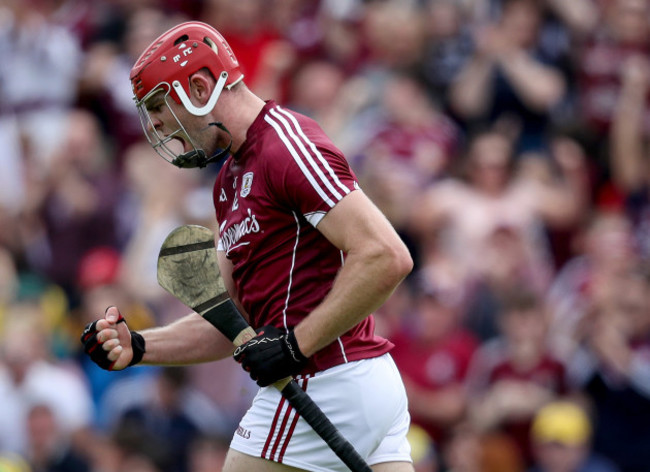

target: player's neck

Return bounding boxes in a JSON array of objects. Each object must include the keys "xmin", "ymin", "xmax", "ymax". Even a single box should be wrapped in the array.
[{"xmin": 221, "ymin": 87, "xmax": 266, "ymax": 154}]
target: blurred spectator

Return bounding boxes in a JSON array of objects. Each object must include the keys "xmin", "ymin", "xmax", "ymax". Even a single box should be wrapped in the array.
[
  {"xmin": 465, "ymin": 290, "xmax": 569, "ymax": 467},
  {"xmin": 17, "ymin": 109, "xmax": 122, "ymax": 301},
  {"xmin": 411, "ymin": 128, "xmax": 587, "ymax": 289},
  {"xmin": 464, "ymin": 224, "xmax": 547, "ymax": 341},
  {"xmin": 441, "ymin": 421, "xmax": 524, "ymax": 472},
  {"xmin": 79, "ymin": 7, "xmax": 184, "ymax": 166},
  {"xmin": 407, "ymin": 424, "xmax": 439, "ymax": 472},
  {"xmin": 361, "ymin": 0, "xmax": 426, "ymax": 73},
  {"xmin": 373, "ymin": 279, "xmax": 415, "ymax": 340},
  {"xmin": 25, "ymin": 403, "xmax": 90, "ymax": 472},
  {"xmin": 187, "ymin": 435, "xmax": 229, "ymax": 472},
  {"xmin": 287, "ymin": 59, "xmax": 346, "ymax": 121},
  {"xmin": 609, "ymin": 52, "xmax": 650, "ymax": 259},
  {"xmin": 0, "ymin": 246, "xmax": 19, "ymax": 311},
  {"xmin": 87, "ymin": 419, "xmax": 165, "ymax": 472},
  {"xmin": 528, "ymin": 400, "xmax": 621, "ymax": 472},
  {"xmin": 0, "ymin": 302, "xmax": 93, "ymax": 456},
  {"xmin": 419, "ymin": 0, "xmax": 475, "ymax": 105},
  {"xmin": 391, "ymin": 271, "xmax": 478, "ymax": 447},
  {"xmin": 312, "ymin": 1, "xmax": 430, "ymax": 158},
  {"xmin": 577, "ymin": 0, "xmax": 650, "ymax": 136},
  {"xmin": 0, "ymin": 454, "xmax": 31, "ymax": 472},
  {"xmin": 117, "ymin": 141, "xmax": 203, "ymax": 305},
  {"xmin": 533, "ymin": 0, "xmax": 598, "ymax": 40},
  {"xmin": 202, "ymin": 0, "xmax": 297, "ymax": 102},
  {"xmin": 567, "ymin": 264, "xmax": 650, "ymax": 472},
  {"xmin": 467, "ymin": 0, "xmax": 597, "ymax": 72},
  {"xmin": 100, "ymin": 367, "xmax": 231, "ymax": 472},
  {"xmin": 449, "ymin": 0, "xmax": 568, "ymax": 154},
  {"xmin": 71, "ymin": 246, "xmax": 156, "ymax": 414},
  {"xmin": 0, "ymin": 0, "xmax": 83, "ymax": 213},
  {"xmin": 352, "ymin": 71, "xmax": 460, "ymax": 234},
  {"xmin": 547, "ymin": 211, "xmax": 638, "ymax": 360}
]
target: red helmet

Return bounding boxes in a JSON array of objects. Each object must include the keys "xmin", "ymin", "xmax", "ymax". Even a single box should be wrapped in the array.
[
  {"xmin": 130, "ymin": 21, "xmax": 244, "ymax": 111},
  {"xmin": 129, "ymin": 22, "xmax": 242, "ymax": 167}
]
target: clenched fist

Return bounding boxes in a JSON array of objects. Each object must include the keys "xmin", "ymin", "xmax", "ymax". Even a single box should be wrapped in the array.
[{"xmin": 80, "ymin": 306, "xmax": 145, "ymax": 370}]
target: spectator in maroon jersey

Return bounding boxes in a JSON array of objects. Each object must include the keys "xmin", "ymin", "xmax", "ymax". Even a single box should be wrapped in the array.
[
  {"xmin": 391, "ymin": 271, "xmax": 478, "ymax": 447},
  {"xmin": 20, "ymin": 109, "xmax": 122, "ymax": 300},
  {"xmin": 465, "ymin": 289, "xmax": 569, "ymax": 467},
  {"xmin": 576, "ymin": 0, "xmax": 650, "ymax": 136},
  {"xmin": 352, "ymin": 71, "xmax": 460, "ymax": 235}
]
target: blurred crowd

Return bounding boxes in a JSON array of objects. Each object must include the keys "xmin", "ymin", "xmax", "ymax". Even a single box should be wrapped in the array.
[{"xmin": 1, "ymin": 0, "xmax": 650, "ymax": 471}]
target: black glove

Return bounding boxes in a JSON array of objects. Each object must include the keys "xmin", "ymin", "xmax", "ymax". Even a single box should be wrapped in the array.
[
  {"xmin": 80, "ymin": 314, "xmax": 145, "ymax": 371},
  {"xmin": 233, "ymin": 325, "xmax": 308, "ymax": 387}
]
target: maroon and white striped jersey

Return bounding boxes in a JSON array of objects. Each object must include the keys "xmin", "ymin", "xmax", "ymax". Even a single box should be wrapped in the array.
[{"xmin": 213, "ymin": 101, "xmax": 392, "ymax": 374}]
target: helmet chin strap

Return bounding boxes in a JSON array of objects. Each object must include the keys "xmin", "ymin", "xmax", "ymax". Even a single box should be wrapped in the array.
[{"xmin": 171, "ymin": 122, "xmax": 232, "ymax": 169}]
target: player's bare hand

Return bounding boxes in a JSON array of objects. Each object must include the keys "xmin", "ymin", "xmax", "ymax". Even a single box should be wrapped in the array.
[{"xmin": 80, "ymin": 306, "xmax": 145, "ymax": 370}]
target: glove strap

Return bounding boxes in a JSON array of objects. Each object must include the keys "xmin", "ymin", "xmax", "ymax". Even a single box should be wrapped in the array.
[
  {"xmin": 286, "ymin": 330, "xmax": 308, "ymax": 364},
  {"xmin": 128, "ymin": 331, "xmax": 146, "ymax": 366}
]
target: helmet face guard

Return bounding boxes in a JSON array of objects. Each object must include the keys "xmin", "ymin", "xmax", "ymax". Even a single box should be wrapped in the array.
[
  {"xmin": 130, "ymin": 21, "xmax": 243, "ymax": 168},
  {"xmin": 136, "ymin": 82, "xmax": 192, "ymax": 165},
  {"xmin": 135, "ymin": 82, "xmax": 233, "ymax": 168}
]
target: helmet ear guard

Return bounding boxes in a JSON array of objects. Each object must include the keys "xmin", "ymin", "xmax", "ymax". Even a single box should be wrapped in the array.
[{"xmin": 173, "ymin": 71, "xmax": 229, "ymax": 117}]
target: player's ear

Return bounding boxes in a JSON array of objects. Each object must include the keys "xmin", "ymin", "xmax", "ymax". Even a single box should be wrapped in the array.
[{"xmin": 189, "ymin": 72, "xmax": 212, "ymax": 104}]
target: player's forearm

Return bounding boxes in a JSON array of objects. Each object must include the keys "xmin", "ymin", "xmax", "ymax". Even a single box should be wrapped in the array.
[
  {"xmin": 294, "ymin": 240, "xmax": 412, "ymax": 357},
  {"xmin": 140, "ymin": 312, "xmax": 235, "ymax": 365}
]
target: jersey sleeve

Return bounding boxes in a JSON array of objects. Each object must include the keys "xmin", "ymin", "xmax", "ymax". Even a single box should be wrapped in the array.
[{"xmin": 263, "ymin": 111, "xmax": 359, "ymax": 227}]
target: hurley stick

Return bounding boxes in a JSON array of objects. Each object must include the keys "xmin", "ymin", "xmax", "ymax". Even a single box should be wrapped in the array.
[{"xmin": 157, "ymin": 224, "xmax": 372, "ymax": 472}]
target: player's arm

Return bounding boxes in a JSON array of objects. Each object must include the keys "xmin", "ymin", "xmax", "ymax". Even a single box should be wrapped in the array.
[
  {"xmin": 137, "ymin": 311, "xmax": 237, "ymax": 365},
  {"xmin": 83, "ymin": 243, "xmax": 248, "ymax": 370},
  {"xmin": 234, "ymin": 189, "xmax": 412, "ymax": 386},
  {"xmin": 83, "ymin": 223, "xmax": 251, "ymax": 371},
  {"xmin": 293, "ymin": 190, "xmax": 413, "ymax": 356},
  {"xmin": 82, "ymin": 307, "xmax": 237, "ymax": 370}
]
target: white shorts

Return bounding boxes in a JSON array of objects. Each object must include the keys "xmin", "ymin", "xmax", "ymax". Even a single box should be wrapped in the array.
[{"xmin": 229, "ymin": 353, "xmax": 412, "ymax": 471}]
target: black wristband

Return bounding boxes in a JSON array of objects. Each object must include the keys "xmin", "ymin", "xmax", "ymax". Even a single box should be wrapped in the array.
[
  {"xmin": 285, "ymin": 330, "xmax": 308, "ymax": 364},
  {"xmin": 129, "ymin": 331, "xmax": 146, "ymax": 366}
]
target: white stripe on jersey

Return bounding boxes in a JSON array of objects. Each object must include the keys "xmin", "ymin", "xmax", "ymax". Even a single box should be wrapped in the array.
[
  {"xmin": 282, "ymin": 212, "xmax": 301, "ymax": 331},
  {"xmin": 336, "ymin": 250, "xmax": 348, "ymax": 363},
  {"xmin": 264, "ymin": 114, "xmax": 336, "ymax": 208},
  {"xmin": 268, "ymin": 108, "xmax": 344, "ymax": 202},
  {"xmin": 275, "ymin": 106, "xmax": 351, "ymax": 196}
]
